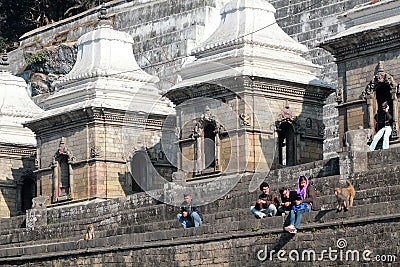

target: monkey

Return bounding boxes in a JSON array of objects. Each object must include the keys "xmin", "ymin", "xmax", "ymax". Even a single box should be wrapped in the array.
[
  {"xmin": 84, "ymin": 224, "xmax": 95, "ymax": 241},
  {"xmin": 334, "ymin": 180, "xmax": 356, "ymax": 212}
]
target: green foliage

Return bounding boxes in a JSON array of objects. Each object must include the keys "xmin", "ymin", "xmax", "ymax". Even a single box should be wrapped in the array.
[
  {"xmin": 0, "ymin": 1, "xmax": 113, "ymax": 50},
  {"xmin": 27, "ymin": 51, "xmax": 47, "ymax": 64},
  {"xmin": 0, "ymin": 37, "xmax": 7, "ymax": 51},
  {"xmin": 251, "ymin": 225, "xmax": 263, "ymax": 232}
]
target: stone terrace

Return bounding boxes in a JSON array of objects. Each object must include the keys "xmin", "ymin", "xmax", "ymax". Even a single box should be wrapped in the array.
[{"xmin": 0, "ymin": 149, "xmax": 399, "ymax": 266}]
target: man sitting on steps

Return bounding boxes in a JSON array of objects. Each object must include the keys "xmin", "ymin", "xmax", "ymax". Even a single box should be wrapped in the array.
[
  {"xmin": 250, "ymin": 182, "xmax": 279, "ymax": 219},
  {"xmin": 177, "ymin": 193, "xmax": 202, "ymax": 228},
  {"xmin": 278, "ymin": 186, "xmax": 299, "ymax": 216}
]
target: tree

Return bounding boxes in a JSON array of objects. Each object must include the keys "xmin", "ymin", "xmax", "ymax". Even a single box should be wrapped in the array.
[{"xmin": 0, "ymin": 0, "xmax": 110, "ymax": 51}]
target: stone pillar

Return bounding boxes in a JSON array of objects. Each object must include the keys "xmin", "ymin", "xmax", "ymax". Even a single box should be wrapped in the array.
[
  {"xmin": 26, "ymin": 196, "xmax": 48, "ymax": 230},
  {"xmin": 339, "ymin": 129, "xmax": 371, "ymax": 182}
]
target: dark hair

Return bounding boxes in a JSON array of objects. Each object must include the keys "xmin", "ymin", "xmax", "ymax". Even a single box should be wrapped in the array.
[
  {"xmin": 181, "ymin": 207, "xmax": 189, "ymax": 213},
  {"xmin": 299, "ymin": 176, "xmax": 307, "ymax": 183},
  {"xmin": 259, "ymin": 181, "xmax": 270, "ymax": 191},
  {"xmin": 279, "ymin": 187, "xmax": 289, "ymax": 195}
]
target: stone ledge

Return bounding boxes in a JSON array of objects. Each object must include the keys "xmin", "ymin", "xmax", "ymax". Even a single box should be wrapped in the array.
[{"xmin": 0, "ymin": 209, "xmax": 398, "ymax": 263}]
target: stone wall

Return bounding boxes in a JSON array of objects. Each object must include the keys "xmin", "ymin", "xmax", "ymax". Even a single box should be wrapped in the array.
[
  {"xmin": 26, "ymin": 107, "xmax": 173, "ymax": 205},
  {"xmin": 0, "ymin": 145, "xmax": 36, "ymax": 217}
]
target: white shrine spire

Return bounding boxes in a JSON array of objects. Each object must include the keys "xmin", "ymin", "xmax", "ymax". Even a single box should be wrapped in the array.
[
  {"xmin": 171, "ymin": 0, "xmax": 328, "ymax": 90},
  {"xmin": 0, "ymin": 51, "xmax": 43, "ymax": 146}
]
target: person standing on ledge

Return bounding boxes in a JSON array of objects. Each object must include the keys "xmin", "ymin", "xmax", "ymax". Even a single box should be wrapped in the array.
[{"xmin": 370, "ymin": 101, "xmax": 393, "ymax": 151}]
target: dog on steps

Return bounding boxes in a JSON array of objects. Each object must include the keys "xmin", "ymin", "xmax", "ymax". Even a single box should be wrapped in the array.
[
  {"xmin": 334, "ymin": 180, "xmax": 356, "ymax": 212},
  {"xmin": 84, "ymin": 224, "xmax": 95, "ymax": 241}
]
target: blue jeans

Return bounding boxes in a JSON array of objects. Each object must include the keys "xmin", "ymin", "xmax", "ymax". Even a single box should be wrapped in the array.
[
  {"xmin": 289, "ymin": 204, "xmax": 311, "ymax": 229},
  {"xmin": 370, "ymin": 125, "xmax": 392, "ymax": 150},
  {"xmin": 250, "ymin": 204, "xmax": 277, "ymax": 218},
  {"xmin": 177, "ymin": 212, "xmax": 202, "ymax": 228}
]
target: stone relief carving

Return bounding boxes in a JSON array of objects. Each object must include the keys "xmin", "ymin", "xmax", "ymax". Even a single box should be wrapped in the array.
[
  {"xmin": 239, "ymin": 113, "xmax": 251, "ymax": 126},
  {"xmin": 54, "ymin": 137, "xmax": 74, "ymax": 161},
  {"xmin": 336, "ymin": 87, "xmax": 343, "ymax": 103},
  {"xmin": 362, "ymin": 61, "xmax": 397, "ymax": 100},
  {"xmin": 275, "ymin": 103, "xmax": 304, "ymax": 135},
  {"xmin": 90, "ymin": 146, "xmax": 101, "ymax": 158},
  {"xmin": 31, "ymin": 196, "xmax": 49, "ymax": 210},
  {"xmin": 175, "ymin": 126, "xmax": 181, "ymax": 139},
  {"xmin": 127, "ymin": 145, "xmax": 147, "ymax": 161},
  {"xmin": 278, "ymin": 102, "xmax": 296, "ymax": 122}
]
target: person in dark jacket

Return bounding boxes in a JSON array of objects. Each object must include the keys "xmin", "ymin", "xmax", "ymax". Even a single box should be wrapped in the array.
[
  {"xmin": 370, "ymin": 101, "xmax": 393, "ymax": 150},
  {"xmin": 177, "ymin": 193, "xmax": 202, "ymax": 228},
  {"xmin": 284, "ymin": 175, "xmax": 320, "ymax": 234},
  {"xmin": 278, "ymin": 187, "xmax": 299, "ymax": 215}
]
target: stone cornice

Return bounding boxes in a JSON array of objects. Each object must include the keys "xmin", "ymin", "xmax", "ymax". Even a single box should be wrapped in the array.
[
  {"xmin": 192, "ymin": 38, "xmax": 305, "ymax": 58},
  {"xmin": 25, "ymin": 107, "xmax": 169, "ymax": 133},
  {"xmin": 0, "ymin": 181, "xmax": 17, "ymax": 188},
  {"xmin": 53, "ymin": 69, "xmax": 157, "ymax": 88},
  {"xmin": 0, "ymin": 144, "xmax": 36, "ymax": 157},
  {"xmin": 165, "ymin": 83, "xmax": 237, "ymax": 105},
  {"xmin": 320, "ymin": 25, "xmax": 400, "ymax": 60},
  {"xmin": 250, "ymin": 80, "xmax": 333, "ymax": 101},
  {"xmin": 166, "ymin": 76, "xmax": 333, "ymax": 104}
]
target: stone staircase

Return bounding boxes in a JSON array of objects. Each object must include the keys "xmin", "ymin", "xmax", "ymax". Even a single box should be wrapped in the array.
[{"xmin": 0, "ymin": 152, "xmax": 399, "ymax": 266}]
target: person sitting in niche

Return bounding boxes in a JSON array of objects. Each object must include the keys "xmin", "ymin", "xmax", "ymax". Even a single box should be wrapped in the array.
[{"xmin": 370, "ymin": 101, "xmax": 393, "ymax": 151}]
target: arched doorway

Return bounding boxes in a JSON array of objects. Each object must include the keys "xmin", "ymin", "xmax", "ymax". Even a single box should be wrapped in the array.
[
  {"xmin": 278, "ymin": 121, "xmax": 296, "ymax": 167},
  {"xmin": 21, "ymin": 178, "xmax": 36, "ymax": 212},
  {"xmin": 131, "ymin": 152, "xmax": 149, "ymax": 192},
  {"xmin": 203, "ymin": 123, "xmax": 216, "ymax": 169}
]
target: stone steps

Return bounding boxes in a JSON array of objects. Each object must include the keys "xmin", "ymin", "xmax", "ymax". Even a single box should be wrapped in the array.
[
  {"xmin": 0, "ymin": 175, "xmax": 399, "ymax": 247},
  {"xmin": 0, "ymin": 201, "xmax": 398, "ymax": 262},
  {"xmin": 0, "ymin": 181, "xmax": 399, "ymax": 250},
  {"xmin": 10, "ymin": 161, "xmax": 396, "ymax": 233}
]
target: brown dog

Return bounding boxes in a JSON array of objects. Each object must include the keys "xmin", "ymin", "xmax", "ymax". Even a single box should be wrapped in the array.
[
  {"xmin": 334, "ymin": 180, "xmax": 355, "ymax": 212},
  {"xmin": 84, "ymin": 224, "xmax": 95, "ymax": 240}
]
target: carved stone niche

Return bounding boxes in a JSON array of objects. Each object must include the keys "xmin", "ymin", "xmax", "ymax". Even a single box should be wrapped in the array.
[
  {"xmin": 190, "ymin": 106, "xmax": 225, "ymax": 175},
  {"xmin": 363, "ymin": 61, "xmax": 399, "ymax": 139},
  {"xmin": 51, "ymin": 137, "xmax": 74, "ymax": 202}
]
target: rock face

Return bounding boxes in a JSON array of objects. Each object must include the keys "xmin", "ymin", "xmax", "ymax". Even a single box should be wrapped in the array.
[{"xmin": 27, "ymin": 44, "xmax": 77, "ymax": 96}]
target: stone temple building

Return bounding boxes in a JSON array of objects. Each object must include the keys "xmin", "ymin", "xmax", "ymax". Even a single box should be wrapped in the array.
[
  {"xmin": 23, "ymin": 7, "xmax": 175, "ymax": 206},
  {"xmin": 0, "ymin": 52, "xmax": 43, "ymax": 217},
  {"xmin": 0, "ymin": 0, "xmax": 399, "ymax": 265},
  {"xmin": 165, "ymin": 0, "xmax": 332, "ymax": 178}
]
